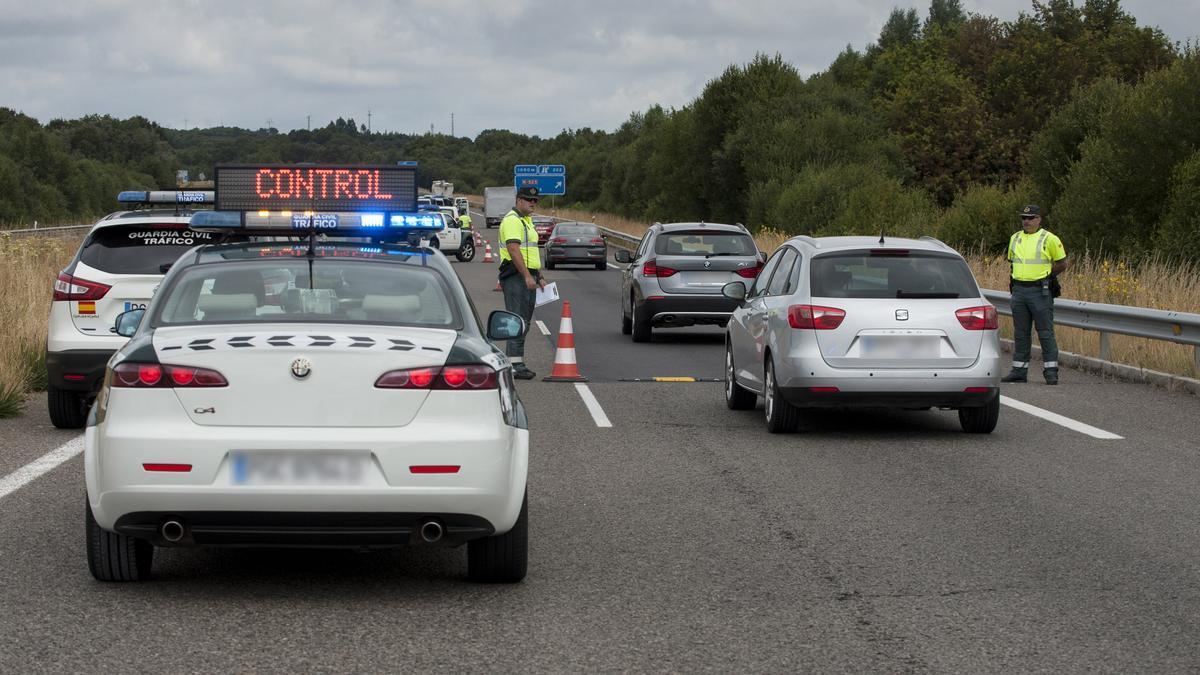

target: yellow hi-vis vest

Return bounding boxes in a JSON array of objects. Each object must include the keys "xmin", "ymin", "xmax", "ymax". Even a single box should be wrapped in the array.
[
  {"xmin": 1008, "ymin": 228, "xmax": 1065, "ymax": 281},
  {"xmin": 459, "ymin": 213, "xmax": 472, "ymax": 229},
  {"xmin": 498, "ymin": 210, "xmax": 541, "ymax": 270}
]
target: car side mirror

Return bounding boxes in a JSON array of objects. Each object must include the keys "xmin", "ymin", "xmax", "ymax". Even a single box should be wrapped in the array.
[
  {"xmin": 614, "ymin": 250, "xmax": 632, "ymax": 264},
  {"xmin": 758, "ymin": 252, "xmax": 768, "ymax": 263},
  {"xmin": 722, "ymin": 281, "xmax": 747, "ymax": 301},
  {"xmin": 487, "ymin": 310, "xmax": 526, "ymax": 341},
  {"xmin": 112, "ymin": 308, "xmax": 146, "ymax": 337}
]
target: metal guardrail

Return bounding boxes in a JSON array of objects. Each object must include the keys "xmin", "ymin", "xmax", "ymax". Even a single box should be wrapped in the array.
[
  {"xmin": 593, "ymin": 222, "xmax": 1200, "ymax": 371},
  {"xmin": 1, "ymin": 224, "xmax": 91, "ymax": 235}
]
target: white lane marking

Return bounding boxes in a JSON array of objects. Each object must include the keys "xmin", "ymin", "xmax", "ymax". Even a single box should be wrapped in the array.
[
  {"xmin": 0, "ymin": 436, "xmax": 84, "ymax": 501},
  {"xmin": 535, "ymin": 320, "xmax": 551, "ymax": 336},
  {"xmin": 575, "ymin": 383, "xmax": 613, "ymax": 428},
  {"xmin": 1000, "ymin": 396, "xmax": 1123, "ymax": 440}
]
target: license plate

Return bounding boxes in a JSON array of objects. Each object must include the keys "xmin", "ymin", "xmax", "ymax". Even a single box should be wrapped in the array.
[
  {"xmin": 231, "ymin": 452, "xmax": 371, "ymax": 486},
  {"xmin": 860, "ymin": 336, "xmax": 938, "ymax": 358}
]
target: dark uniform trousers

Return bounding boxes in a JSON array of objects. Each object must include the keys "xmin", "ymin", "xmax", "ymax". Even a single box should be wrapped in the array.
[
  {"xmin": 501, "ymin": 274, "xmax": 536, "ymax": 360},
  {"xmin": 1010, "ymin": 281, "xmax": 1058, "ymax": 368}
]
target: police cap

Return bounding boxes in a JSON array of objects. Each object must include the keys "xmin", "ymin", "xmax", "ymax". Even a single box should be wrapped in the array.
[
  {"xmin": 516, "ymin": 186, "xmax": 541, "ymax": 201},
  {"xmin": 1019, "ymin": 204, "xmax": 1041, "ymax": 218}
]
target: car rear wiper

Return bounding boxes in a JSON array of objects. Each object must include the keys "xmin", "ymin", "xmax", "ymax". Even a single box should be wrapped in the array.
[
  {"xmin": 896, "ymin": 291, "xmax": 959, "ymax": 298},
  {"xmin": 705, "ymin": 252, "xmax": 739, "ymax": 257}
]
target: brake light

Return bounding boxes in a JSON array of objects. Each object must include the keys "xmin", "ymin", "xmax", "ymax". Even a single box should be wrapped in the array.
[
  {"xmin": 375, "ymin": 365, "xmax": 498, "ymax": 390},
  {"xmin": 590, "ymin": 237, "xmax": 604, "ymax": 245},
  {"xmin": 788, "ymin": 305, "xmax": 846, "ymax": 330},
  {"xmin": 869, "ymin": 249, "xmax": 910, "ymax": 256},
  {"xmin": 52, "ymin": 272, "xmax": 111, "ymax": 301},
  {"xmin": 736, "ymin": 261, "xmax": 764, "ymax": 279},
  {"xmin": 641, "ymin": 259, "xmax": 677, "ymax": 277},
  {"xmin": 550, "ymin": 237, "xmax": 567, "ymax": 245},
  {"xmin": 956, "ymin": 305, "xmax": 998, "ymax": 330},
  {"xmin": 111, "ymin": 363, "xmax": 228, "ymax": 388}
]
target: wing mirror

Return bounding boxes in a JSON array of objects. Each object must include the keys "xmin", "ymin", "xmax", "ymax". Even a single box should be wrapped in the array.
[
  {"xmin": 614, "ymin": 250, "xmax": 633, "ymax": 264},
  {"xmin": 112, "ymin": 308, "xmax": 146, "ymax": 337},
  {"xmin": 487, "ymin": 310, "xmax": 526, "ymax": 341},
  {"xmin": 722, "ymin": 282, "xmax": 747, "ymax": 301}
]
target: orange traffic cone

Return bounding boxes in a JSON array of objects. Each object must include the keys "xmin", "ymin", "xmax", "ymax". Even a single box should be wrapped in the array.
[
  {"xmin": 482, "ymin": 242, "xmax": 494, "ymax": 263},
  {"xmin": 543, "ymin": 301, "xmax": 588, "ymax": 382},
  {"xmin": 493, "ymin": 279, "xmax": 502, "ymax": 292}
]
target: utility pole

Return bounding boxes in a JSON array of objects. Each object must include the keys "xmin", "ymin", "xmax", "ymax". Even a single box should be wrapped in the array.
[
  {"xmin": 451, "ymin": 113, "xmax": 455, "ymax": 137},
  {"xmin": 267, "ymin": 118, "xmax": 273, "ymax": 131},
  {"xmin": 367, "ymin": 110, "xmax": 372, "ymax": 134},
  {"xmin": 430, "ymin": 123, "xmax": 434, "ymax": 135},
  {"xmin": 183, "ymin": 118, "xmax": 188, "ymax": 129},
  {"xmin": 306, "ymin": 114, "xmax": 311, "ymax": 131}
]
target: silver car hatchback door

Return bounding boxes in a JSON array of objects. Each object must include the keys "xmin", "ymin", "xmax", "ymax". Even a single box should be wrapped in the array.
[
  {"xmin": 807, "ymin": 251, "xmax": 984, "ymax": 369},
  {"xmin": 652, "ymin": 230, "xmax": 758, "ymax": 295}
]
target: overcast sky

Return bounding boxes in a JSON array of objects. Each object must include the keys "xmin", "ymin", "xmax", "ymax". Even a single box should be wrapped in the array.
[{"xmin": 1, "ymin": 0, "xmax": 1195, "ymax": 139}]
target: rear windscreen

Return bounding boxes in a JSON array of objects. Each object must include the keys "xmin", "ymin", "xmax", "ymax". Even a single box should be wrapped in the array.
[
  {"xmin": 810, "ymin": 252, "xmax": 979, "ymax": 299},
  {"xmin": 155, "ymin": 260, "xmax": 462, "ymax": 328},
  {"xmin": 554, "ymin": 225, "xmax": 598, "ymax": 236},
  {"xmin": 654, "ymin": 231, "xmax": 756, "ymax": 256},
  {"xmin": 79, "ymin": 225, "xmax": 216, "ymax": 274}
]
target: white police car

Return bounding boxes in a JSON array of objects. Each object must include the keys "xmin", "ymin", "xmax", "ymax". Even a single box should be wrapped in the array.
[
  {"xmin": 46, "ymin": 191, "xmax": 218, "ymax": 429},
  {"xmin": 84, "ymin": 165, "xmax": 530, "ymax": 583}
]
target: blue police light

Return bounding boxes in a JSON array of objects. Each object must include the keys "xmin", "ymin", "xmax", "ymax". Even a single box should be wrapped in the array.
[
  {"xmin": 189, "ymin": 211, "xmax": 243, "ymax": 228},
  {"xmin": 118, "ymin": 191, "xmax": 149, "ymax": 203},
  {"xmin": 360, "ymin": 213, "xmax": 385, "ymax": 228},
  {"xmin": 118, "ymin": 190, "xmax": 216, "ymax": 205}
]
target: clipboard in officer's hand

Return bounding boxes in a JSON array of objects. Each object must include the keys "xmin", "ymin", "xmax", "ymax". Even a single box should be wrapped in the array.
[{"xmin": 535, "ymin": 282, "xmax": 560, "ymax": 307}]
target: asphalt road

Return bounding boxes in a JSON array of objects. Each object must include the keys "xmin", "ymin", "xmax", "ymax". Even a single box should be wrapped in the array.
[{"xmin": 1, "ymin": 218, "xmax": 1199, "ymax": 672}]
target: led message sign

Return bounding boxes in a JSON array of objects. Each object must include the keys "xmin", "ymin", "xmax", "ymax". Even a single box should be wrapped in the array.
[{"xmin": 214, "ymin": 164, "xmax": 417, "ymax": 212}]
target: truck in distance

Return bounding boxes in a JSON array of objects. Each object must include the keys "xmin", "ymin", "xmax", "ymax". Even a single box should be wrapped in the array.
[{"xmin": 484, "ymin": 186, "xmax": 517, "ymax": 229}]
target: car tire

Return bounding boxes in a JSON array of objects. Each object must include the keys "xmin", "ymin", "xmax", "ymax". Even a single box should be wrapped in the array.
[
  {"xmin": 725, "ymin": 344, "xmax": 757, "ymax": 410},
  {"xmin": 595, "ymin": 261, "xmax": 606, "ymax": 270},
  {"xmin": 620, "ymin": 300, "xmax": 632, "ymax": 335},
  {"xmin": 455, "ymin": 239, "xmax": 475, "ymax": 262},
  {"xmin": 764, "ymin": 359, "xmax": 800, "ymax": 433},
  {"xmin": 86, "ymin": 498, "xmax": 152, "ymax": 582},
  {"xmin": 631, "ymin": 304, "xmax": 652, "ymax": 343},
  {"xmin": 48, "ymin": 385, "xmax": 87, "ymax": 429},
  {"xmin": 467, "ymin": 492, "xmax": 528, "ymax": 583},
  {"xmin": 959, "ymin": 395, "xmax": 1000, "ymax": 433}
]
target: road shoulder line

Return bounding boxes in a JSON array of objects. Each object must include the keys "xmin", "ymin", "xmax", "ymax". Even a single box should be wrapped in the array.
[
  {"xmin": 1000, "ymin": 395, "xmax": 1123, "ymax": 440},
  {"xmin": 0, "ymin": 436, "xmax": 84, "ymax": 501},
  {"xmin": 574, "ymin": 383, "xmax": 613, "ymax": 428}
]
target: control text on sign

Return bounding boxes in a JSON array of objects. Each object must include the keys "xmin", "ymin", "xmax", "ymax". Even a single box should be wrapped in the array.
[{"xmin": 215, "ymin": 164, "xmax": 418, "ymax": 212}]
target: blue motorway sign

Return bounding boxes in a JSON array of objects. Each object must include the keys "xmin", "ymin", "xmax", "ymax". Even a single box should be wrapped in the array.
[{"xmin": 515, "ymin": 174, "xmax": 567, "ymax": 196}]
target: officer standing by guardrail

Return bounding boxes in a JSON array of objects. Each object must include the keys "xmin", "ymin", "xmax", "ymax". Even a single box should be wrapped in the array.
[
  {"xmin": 498, "ymin": 186, "xmax": 547, "ymax": 380},
  {"xmin": 1002, "ymin": 205, "xmax": 1070, "ymax": 385}
]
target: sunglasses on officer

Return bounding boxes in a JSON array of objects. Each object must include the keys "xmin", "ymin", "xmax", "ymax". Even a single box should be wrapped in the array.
[
  {"xmin": 520, "ymin": 196, "xmax": 539, "ymax": 204},
  {"xmin": 1020, "ymin": 215, "xmax": 1039, "ymax": 221}
]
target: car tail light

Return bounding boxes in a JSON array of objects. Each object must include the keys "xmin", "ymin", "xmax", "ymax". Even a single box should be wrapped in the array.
[
  {"xmin": 963, "ymin": 387, "xmax": 994, "ymax": 393},
  {"xmin": 788, "ymin": 305, "xmax": 846, "ymax": 330},
  {"xmin": 589, "ymin": 237, "xmax": 604, "ymax": 245},
  {"xmin": 52, "ymin": 272, "xmax": 111, "ymax": 301},
  {"xmin": 111, "ymin": 363, "xmax": 228, "ymax": 388},
  {"xmin": 550, "ymin": 237, "xmax": 567, "ymax": 245},
  {"xmin": 956, "ymin": 305, "xmax": 998, "ymax": 330},
  {"xmin": 142, "ymin": 463, "xmax": 192, "ymax": 472},
  {"xmin": 641, "ymin": 259, "xmax": 677, "ymax": 277},
  {"xmin": 375, "ymin": 365, "xmax": 498, "ymax": 390},
  {"xmin": 735, "ymin": 261, "xmax": 765, "ymax": 279}
]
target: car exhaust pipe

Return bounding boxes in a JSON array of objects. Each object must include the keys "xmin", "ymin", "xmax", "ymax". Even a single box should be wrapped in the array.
[
  {"xmin": 161, "ymin": 520, "xmax": 186, "ymax": 543},
  {"xmin": 419, "ymin": 519, "xmax": 444, "ymax": 544}
]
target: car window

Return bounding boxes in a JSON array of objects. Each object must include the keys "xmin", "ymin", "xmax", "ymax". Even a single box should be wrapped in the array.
[
  {"xmin": 634, "ymin": 233, "xmax": 651, "ymax": 259},
  {"xmin": 766, "ymin": 248, "xmax": 799, "ymax": 296},
  {"xmin": 554, "ymin": 225, "xmax": 598, "ymax": 236},
  {"xmin": 155, "ymin": 260, "xmax": 462, "ymax": 328},
  {"xmin": 655, "ymin": 231, "xmax": 755, "ymax": 257},
  {"xmin": 748, "ymin": 249, "xmax": 786, "ymax": 298},
  {"xmin": 810, "ymin": 252, "xmax": 979, "ymax": 299},
  {"xmin": 79, "ymin": 224, "xmax": 216, "ymax": 274}
]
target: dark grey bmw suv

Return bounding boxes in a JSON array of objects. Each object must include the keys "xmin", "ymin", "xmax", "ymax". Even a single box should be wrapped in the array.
[{"xmin": 615, "ymin": 222, "xmax": 764, "ymax": 342}]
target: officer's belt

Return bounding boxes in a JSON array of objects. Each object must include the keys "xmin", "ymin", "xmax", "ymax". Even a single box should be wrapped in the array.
[{"xmin": 1011, "ymin": 278, "xmax": 1048, "ymax": 286}]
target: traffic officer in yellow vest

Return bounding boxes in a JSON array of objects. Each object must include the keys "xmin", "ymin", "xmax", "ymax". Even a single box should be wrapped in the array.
[
  {"xmin": 1002, "ymin": 205, "xmax": 1069, "ymax": 385},
  {"xmin": 498, "ymin": 186, "xmax": 547, "ymax": 379},
  {"xmin": 459, "ymin": 210, "xmax": 473, "ymax": 231}
]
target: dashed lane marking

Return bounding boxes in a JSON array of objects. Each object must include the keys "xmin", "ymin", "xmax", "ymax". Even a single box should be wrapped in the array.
[
  {"xmin": 574, "ymin": 383, "xmax": 613, "ymax": 428},
  {"xmin": 535, "ymin": 320, "xmax": 551, "ymax": 336},
  {"xmin": 1000, "ymin": 395, "xmax": 1123, "ymax": 440},
  {"xmin": 0, "ymin": 436, "xmax": 84, "ymax": 501}
]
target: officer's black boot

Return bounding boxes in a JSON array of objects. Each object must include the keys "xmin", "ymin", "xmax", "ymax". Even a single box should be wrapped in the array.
[
  {"xmin": 1000, "ymin": 368, "xmax": 1028, "ymax": 383},
  {"xmin": 1044, "ymin": 368, "xmax": 1059, "ymax": 385}
]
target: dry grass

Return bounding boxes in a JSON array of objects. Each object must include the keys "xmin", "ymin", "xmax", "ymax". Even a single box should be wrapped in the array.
[
  {"xmin": 0, "ymin": 232, "xmax": 83, "ymax": 416},
  {"xmin": 538, "ymin": 206, "xmax": 1200, "ymax": 379}
]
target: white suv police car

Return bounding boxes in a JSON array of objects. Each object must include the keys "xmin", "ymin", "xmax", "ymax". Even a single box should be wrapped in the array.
[
  {"xmin": 46, "ymin": 191, "xmax": 217, "ymax": 428},
  {"xmin": 85, "ymin": 164, "xmax": 530, "ymax": 583}
]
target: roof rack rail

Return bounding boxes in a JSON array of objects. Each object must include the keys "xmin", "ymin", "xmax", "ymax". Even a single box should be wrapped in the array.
[{"xmin": 794, "ymin": 235, "xmax": 819, "ymax": 248}]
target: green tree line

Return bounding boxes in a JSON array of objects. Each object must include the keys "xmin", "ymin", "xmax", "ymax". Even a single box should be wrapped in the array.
[{"xmin": 2, "ymin": 1, "xmax": 1195, "ymax": 259}]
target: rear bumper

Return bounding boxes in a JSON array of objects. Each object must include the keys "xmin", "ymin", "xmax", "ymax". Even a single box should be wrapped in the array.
[
  {"xmin": 639, "ymin": 295, "xmax": 739, "ymax": 326},
  {"xmin": 547, "ymin": 246, "xmax": 606, "ymax": 262},
  {"xmin": 779, "ymin": 386, "xmax": 998, "ymax": 409},
  {"xmin": 45, "ymin": 349, "xmax": 114, "ymax": 393},
  {"xmin": 113, "ymin": 510, "xmax": 495, "ymax": 548}
]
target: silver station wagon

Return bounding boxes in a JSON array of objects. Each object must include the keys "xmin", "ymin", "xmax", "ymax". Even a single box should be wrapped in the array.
[{"xmin": 723, "ymin": 235, "xmax": 1002, "ymax": 434}]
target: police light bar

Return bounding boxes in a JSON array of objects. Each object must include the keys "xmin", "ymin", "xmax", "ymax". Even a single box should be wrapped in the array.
[
  {"xmin": 118, "ymin": 190, "xmax": 215, "ymax": 204},
  {"xmin": 214, "ymin": 164, "xmax": 418, "ymax": 212},
  {"xmin": 189, "ymin": 210, "xmax": 446, "ymax": 233}
]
